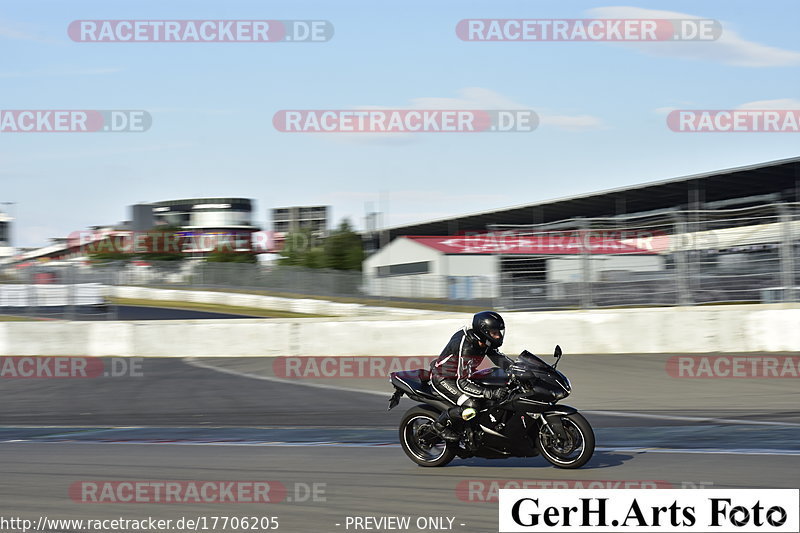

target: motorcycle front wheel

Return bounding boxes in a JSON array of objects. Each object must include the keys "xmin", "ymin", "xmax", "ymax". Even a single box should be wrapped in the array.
[
  {"xmin": 536, "ymin": 412, "xmax": 595, "ymax": 469},
  {"xmin": 399, "ymin": 406, "xmax": 457, "ymax": 467}
]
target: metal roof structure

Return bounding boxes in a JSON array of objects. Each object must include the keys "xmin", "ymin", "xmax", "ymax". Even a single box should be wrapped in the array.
[{"xmin": 383, "ymin": 156, "xmax": 800, "ymax": 240}]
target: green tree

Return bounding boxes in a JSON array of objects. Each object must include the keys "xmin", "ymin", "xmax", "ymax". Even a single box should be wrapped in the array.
[
  {"xmin": 278, "ymin": 228, "xmax": 317, "ymax": 266},
  {"xmin": 86, "ymin": 249, "xmax": 133, "ymax": 263},
  {"xmin": 302, "ymin": 246, "xmax": 326, "ymax": 268},
  {"xmin": 84, "ymin": 235, "xmax": 135, "ymax": 263},
  {"xmin": 277, "ymin": 219, "xmax": 364, "ymax": 271},
  {"xmin": 323, "ymin": 219, "xmax": 364, "ymax": 271},
  {"xmin": 85, "ymin": 225, "xmax": 186, "ymax": 263}
]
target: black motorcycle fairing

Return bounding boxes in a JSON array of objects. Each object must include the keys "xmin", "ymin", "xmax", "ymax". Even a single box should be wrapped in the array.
[
  {"xmin": 516, "ymin": 405, "xmax": 579, "ymax": 441},
  {"xmin": 542, "ymin": 405, "xmax": 579, "ymax": 440},
  {"xmin": 507, "ymin": 352, "xmax": 570, "ymax": 401},
  {"xmin": 542, "ymin": 404, "xmax": 579, "ymax": 416},
  {"xmin": 472, "ymin": 407, "xmax": 539, "ymax": 457},
  {"xmin": 389, "ymin": 369, "xmax": 451, "ymax": 412}
]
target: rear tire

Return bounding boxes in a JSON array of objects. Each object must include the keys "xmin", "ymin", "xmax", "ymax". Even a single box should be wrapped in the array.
[
  {"xmin": 537, "ymin": 413, "xmax": 595, "ymax": 469},
  {"xmin": 399, "ymin": 406, "xmax": 457, "ymax": 467}
]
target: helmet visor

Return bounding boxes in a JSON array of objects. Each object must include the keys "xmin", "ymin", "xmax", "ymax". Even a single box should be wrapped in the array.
[{"xmin": 487, "ymin": 328, "xmax": 505, "ymax": 342}]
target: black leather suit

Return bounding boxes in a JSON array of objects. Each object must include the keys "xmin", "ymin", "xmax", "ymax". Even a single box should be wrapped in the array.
[{"xmin": 429, "ymin": 326, "xmax": 513, "ymax": 409}]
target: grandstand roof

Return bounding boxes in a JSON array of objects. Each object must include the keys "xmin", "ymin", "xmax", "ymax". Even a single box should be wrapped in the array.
[{"xmin": 385, "ymin": 156, "xmax": 800, "ymax": 240}]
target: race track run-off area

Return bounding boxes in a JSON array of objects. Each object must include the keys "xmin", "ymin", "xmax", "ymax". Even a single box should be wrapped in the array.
[{"xmin": 0, "ymin": 355, "xmax": 798, "ymax": 532}]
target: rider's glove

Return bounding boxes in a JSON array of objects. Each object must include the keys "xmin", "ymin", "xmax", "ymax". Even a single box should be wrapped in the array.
[{"xmin": 484, "ymin": 388, "xmax": 509, "ymax": 402}]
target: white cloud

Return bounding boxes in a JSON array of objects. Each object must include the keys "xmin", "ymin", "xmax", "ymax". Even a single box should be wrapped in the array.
[
  {"xmin": 0, "ymin": 19, "xmax": 62, "ymax": 45},
  {"xmin": 147, "ymin": 107, "xmax": 237, "ymax": 116},
  {"xmin": 409, "ymin": 87, "xmax": 527, "ymax": 110},
  {"xmin": 737, "ymin": 98, "xmax": 800, "ymax": 110},
  {"xmin": 317, "ymin": 189, "xmax": 513, "ymax": 206},
  {"xmin": 313, "ymin": 189, "xmax": 517, "ymax": 229},
  {"xmin": 654, "ymin": 106, "xmax": 679, "ymax": 115},
  {"xmin": 0, "ymin": 23, "xmax": 39, "ymax": 41},
  {"xmin": 656, "ymin": 98, "xmax": 800, "ymax": 115},
  {"xmin": 318, "ymin": 87, "xmax": 604, "ymax": 144},
  {"xmin": 540, "ymin": 114, "xmax": 605, "ymax": 131},
  {"xmin": 411, "ymin": 88, "xmax": 604, "ymax": 131},
  {"xmin": 587, "ymin": 6, "xmax": 800, "ymax": 67}
]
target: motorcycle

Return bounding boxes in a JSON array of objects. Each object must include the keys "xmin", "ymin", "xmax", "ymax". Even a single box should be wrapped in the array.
[{"xmin": 388, "ymin": 345, "xmax": 595, "ymax": 468}]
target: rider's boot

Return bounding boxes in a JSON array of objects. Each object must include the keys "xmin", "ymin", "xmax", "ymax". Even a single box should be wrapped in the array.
[{"xmin": 432, "ymin": 410, "xmax": 460, "ymax": 442}]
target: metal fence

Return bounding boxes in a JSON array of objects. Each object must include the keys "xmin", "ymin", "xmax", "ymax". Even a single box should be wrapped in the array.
[
  {"xmin": 3, "ymin": 203, "xmax": 800, "ymax": 314},
  {"xmin": 0, "ymin": 261, "xmax": 493, "ymax": 311},
  {"xmin": 0, "ymin": 263, "xmax": 113, "ymax": 319},
  {"xmin": 491, "ymin": 202, "xmax": 800, "ymax": 310}
]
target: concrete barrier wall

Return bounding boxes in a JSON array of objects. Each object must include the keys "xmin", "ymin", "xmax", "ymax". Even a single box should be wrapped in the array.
[
  {"xmin": 0, "ymin": 283, "xmax": 105, "ymax": 306},
  {"xmin": 110, "ymin": 286, "xmax": 437, "ymax": 318},
  {"xmin": 1, "ymin": 303, "xmax": 800, "ymax": 357}
]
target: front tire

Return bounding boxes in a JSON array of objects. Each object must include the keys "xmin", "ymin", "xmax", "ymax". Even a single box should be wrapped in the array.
[
  {"xmin": 399, "ymin": 406, "xmax": 457, "ymax": 467},
  {"xmin": 537, "ymin": 413, "xmax": 595, "ymax": 469}
]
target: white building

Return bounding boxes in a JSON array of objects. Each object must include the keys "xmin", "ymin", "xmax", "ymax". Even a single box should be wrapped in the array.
[
  {"xmin": 0, "ymin": 210, "xmax": 14, "ymax": 260},
  {"xmin": 363, "ymin": 236, "xmax": 498, "ymax": 300},
  {"xmin": 362, "ymin": 234, "xmax": 667, "ymax": 301}
]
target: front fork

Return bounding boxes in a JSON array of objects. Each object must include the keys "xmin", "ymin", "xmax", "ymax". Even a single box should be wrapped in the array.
[{"xmin": 529, "ymin": 412, "xmax": 571, "ymax": 442}]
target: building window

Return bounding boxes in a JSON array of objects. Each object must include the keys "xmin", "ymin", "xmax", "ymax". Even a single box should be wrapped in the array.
[{"xmin": 376, "ymin": 261, "xmax": 431, "ymax": 277}]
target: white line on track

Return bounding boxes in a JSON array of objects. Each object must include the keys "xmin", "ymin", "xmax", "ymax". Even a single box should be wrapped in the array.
[
  {"xmin": 595, "ymin": 447, "xmax": 800, "ymax": 456},
  {"xmin": 583, "ymin": 410, "xmax": 800, "ymax": 428},
  {"xmin": 184, "ymin": 358, "xmax": 800, "ymax": 427},
  {"xmin": 5, "ymin": 439, "xmax": 800, "ymax": 456},
  {"xmin": 184, "ymin": 357, "xmax": 389, "ymax": 397}
]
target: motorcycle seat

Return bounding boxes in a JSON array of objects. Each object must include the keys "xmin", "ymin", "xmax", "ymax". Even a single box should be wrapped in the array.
[{"xmin": 390, "ymin": 369, "xmax": 440, "ymax": 400}]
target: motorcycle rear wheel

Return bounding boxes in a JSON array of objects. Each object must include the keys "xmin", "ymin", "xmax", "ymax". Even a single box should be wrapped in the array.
[{"xmin": 399, "ymin": 406, "xmax": 457, "ymax": 467}]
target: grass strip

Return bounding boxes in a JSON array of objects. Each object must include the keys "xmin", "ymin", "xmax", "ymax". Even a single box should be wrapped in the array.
[{"xmin": 110, "ymin": 297, "xmax": 332, "ymax": 319}]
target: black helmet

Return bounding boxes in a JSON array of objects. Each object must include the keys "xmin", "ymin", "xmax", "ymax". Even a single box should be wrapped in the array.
[{"xmin": 471, "ymin": 311, "xmax": 505, "ymax": 348}]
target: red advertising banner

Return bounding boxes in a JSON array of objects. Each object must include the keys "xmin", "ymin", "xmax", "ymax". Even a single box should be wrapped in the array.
[{"xmin": 408, "ymin": 231, "xmax": 667, "ymax": 255}]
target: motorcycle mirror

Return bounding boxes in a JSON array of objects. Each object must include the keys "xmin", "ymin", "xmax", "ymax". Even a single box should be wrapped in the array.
[{"xmin": 553, "ymin": 345, "xmax": 563, "ymax": 369}]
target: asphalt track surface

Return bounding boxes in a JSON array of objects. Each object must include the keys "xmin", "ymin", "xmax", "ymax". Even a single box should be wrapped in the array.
[{"xmin": 0, "ymin": 356, "xmax": 798, "ymax": 532}]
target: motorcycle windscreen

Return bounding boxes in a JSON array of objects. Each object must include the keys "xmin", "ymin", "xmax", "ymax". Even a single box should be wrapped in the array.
[{"xmin": 518, "ymin": 350, "xmax": 556, "ymax": 372}]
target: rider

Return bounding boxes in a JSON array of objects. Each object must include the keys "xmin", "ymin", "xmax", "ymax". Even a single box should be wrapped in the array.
[{"xmin": 430, "ymin": 311, "xmax": 514, "ymax": 441}]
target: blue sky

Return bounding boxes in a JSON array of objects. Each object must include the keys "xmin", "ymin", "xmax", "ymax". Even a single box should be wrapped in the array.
[{"xmin": 2, "ymin": 0, "xmax": 800, "ymax": 247}]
